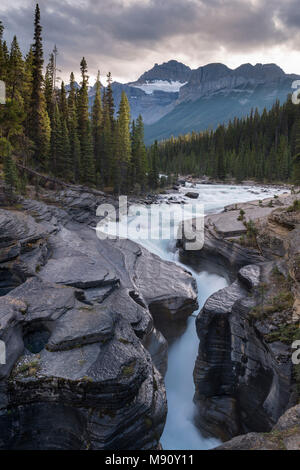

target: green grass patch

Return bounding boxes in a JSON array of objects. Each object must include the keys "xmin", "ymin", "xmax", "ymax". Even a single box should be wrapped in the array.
[
  {"xmin": 122, "ymin": 360, "xmax": 136, "ymax": 378},
  {"xmin": 16, "ymin": 360, "xmax": 40, "ymax": 377},
  {"xmin": 287, "ymin": 199, "xmax": 300, "ymax": 212},
  {"xmin": 265, "ymin": 323, "xmax": 299, "ymax": 345}
]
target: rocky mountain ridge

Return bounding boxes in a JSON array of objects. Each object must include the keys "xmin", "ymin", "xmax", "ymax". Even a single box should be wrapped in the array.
[
  {"xmin": 87, "ymin": 60, "xmax": 299, "ymax": 143},
  {"xmin": 178, "ymin": 62, "xmax": 294, "ymax": 102},
  {"xmin": 131, "ymin": 59, "xmax": 192, "ymax": 85}
]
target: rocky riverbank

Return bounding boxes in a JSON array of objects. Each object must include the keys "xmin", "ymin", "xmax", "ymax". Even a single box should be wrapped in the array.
[
  {"xmin": 175, "ymin": 174, "xmax": 292, "ymax": 189},
  {"xmin": 179, "ymin": 191, "xmax": 300, "ymax": 446},
  {"xmin": 0, "ymin": 186, "xmax": 198, "ymax": 450},
  {"xmin": 216, "ymin": 404, "xmax": 300, "ymax": 450}
]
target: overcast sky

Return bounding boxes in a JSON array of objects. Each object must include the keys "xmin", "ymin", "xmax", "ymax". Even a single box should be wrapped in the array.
[{"xmin": 1, "ymin": 0, "xmax": 300, "ymax": 85}]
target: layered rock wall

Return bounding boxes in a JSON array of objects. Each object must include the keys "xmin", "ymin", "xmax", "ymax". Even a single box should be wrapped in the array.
[{"xmin": 0, "ymin": 189, "xmax": 198, "ymax": 449}]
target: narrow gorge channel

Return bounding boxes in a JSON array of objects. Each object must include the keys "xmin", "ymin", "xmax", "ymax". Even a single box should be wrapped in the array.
[{"xmin": 105, "ymin": 183, "xmax": 287, "ymax": 450}]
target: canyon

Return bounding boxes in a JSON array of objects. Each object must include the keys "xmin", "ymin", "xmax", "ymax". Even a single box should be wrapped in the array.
[
  {"xmin": 0, "ymin": 181, "xmax": 299, "ymax": 450},
  {"xmin": 178, "ymin": 187, "xmax": 300, "ymax": 448}
]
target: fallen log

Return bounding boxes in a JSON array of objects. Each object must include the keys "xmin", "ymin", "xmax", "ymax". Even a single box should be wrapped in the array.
[{"xmin": 16, "ymin": 164, "xmax": 106, "ymax": 196}]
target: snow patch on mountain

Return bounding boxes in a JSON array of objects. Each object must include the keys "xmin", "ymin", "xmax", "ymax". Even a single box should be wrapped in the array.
[{"xmin": 131, "ymin": 80, "xmax": 187, "ymax": 95}]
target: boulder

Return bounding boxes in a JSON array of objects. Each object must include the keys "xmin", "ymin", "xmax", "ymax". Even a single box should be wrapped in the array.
[
  {"xmin": 185, "ymin": 192, "xmax": 199, "ymax": 199},
  {"xmin": 215, "ymin": 405, "xmax": 300, "ymax": 450}
]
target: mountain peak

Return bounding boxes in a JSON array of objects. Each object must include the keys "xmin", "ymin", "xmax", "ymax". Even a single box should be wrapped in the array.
[
  {"xmin": 234, "ymin": 63, "xmax": 285, "ymax": 80},
  {"xmin": 188, "ymin": 63, "xmax": 231, "ymax": 82},
  {"xmin": 134, "ymin": 60, "xmax": 192, "ymax": 84}
]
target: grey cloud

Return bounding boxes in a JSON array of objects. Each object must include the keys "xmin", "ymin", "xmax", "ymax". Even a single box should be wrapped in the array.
[{"xmin": 0, "ymin": 0, "xmax": 299, "ymax": 83}]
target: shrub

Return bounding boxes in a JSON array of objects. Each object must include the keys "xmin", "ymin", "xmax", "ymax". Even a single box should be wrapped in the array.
[
  {"xmin": 287, "ymin": 200, "xmax": 300, "ymax": 212},
  {"xmin": 237, "ymin": 209, "xmax": 245, "ymax": 221},
  {"xmin": 266, "ymin": 323, "xmax": 299, "ymax": 345}
]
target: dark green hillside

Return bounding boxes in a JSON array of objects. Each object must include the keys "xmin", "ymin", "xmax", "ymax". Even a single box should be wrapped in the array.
[
  {"xmin": 150, "ymin": 95, "xmax": 300, "ymax": 184},
  {"xmin": 145, "ymin": 81, "xmax": 296, "ymax": 145}
]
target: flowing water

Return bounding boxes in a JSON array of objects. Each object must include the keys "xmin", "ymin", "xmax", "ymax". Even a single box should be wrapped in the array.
[{"xmin": 101, "ymin": 184, "xmax": 288, "ymax": 450}]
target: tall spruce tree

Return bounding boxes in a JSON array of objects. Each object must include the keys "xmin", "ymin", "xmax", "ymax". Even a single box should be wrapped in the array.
[
  {"xmin": 8, "ymin": 36, "xmax": 24, "ymax": 102},
  {"xmin": 68, "ymin": 72, "xmax": 80, "ymax": 180},
  {"xmin": 114, "ymin": 91, "xmax": 131, "ymax": 193},
  {"xmin": 1, "ymin": 137, "xmax": 19, "ymax": 196},
  {"xmin": 50, "ymin": 98, "xmax": 72, "ymax": 180},
  {"xmin": 131, "ymin": 114, "xmax": 147, "ymax": 190},
  {"xmin": 29, "ymin": 4, "xmax": 50, "ymax": 167},
  {"xmin": 58, "ymin": 115, "xmax": 72, "ymax": 180},
  {"xmin": 50, "ymin": 103, "xmax": 60, "ymax": 175},
  {"xmin": 0, "ymin": 23, "xmax": 9, "ymax": 82},
  {"xmin": 92, "ymin": 70, "xmax": 103, "ymax": 179},
  {"xmin": 148, "ymin": 140, "xmax": 159, "ymax": 189},
  {"xmin": 59, "ymin": 81, "xmax": 68, "ymax": 122},
  {"xmin": 101, "ymin": 88, "xmax": 113, "ymax": 185},
  {"xmin": 216, "ymin": 125, "xmax": 225, "ymax": 180},
  {"xmin": 44, "ymin": 52, "xmax": 54, "ymax": 120},
  {"xmin": 0, "ymin": 35, "xmax": 25, "ymax": 151},
  {"xmin": 77, "ymin": 57, "xmax": 94, "ymax": 184},
  {"xmin": 106, "ymin": 72, "xmax": 115, "ymax": 128}
]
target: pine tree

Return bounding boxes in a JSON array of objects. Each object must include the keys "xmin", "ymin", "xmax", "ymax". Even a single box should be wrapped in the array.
[
  {"xmin": 50, "ymin": 102, "xmax": 73, "ymax": 180},
  {"xmin": 77, "ymin": 57, "xmax": 94, "ymax": 184},
  {"xmin": 1, "ymin": 40, "xmax": 9, "ymax": 83},
  {"xmin": 8, "ymin": 36, "xmax": 24, "ymax": 102},
  {"xmin": 215, "ymin": 125, "xmax": 225, "ymax": 180},
  {"xmin": 29, "ymin": 4, "xmax": 50, "ymax": 167},
  {"xmin": 59, "ymin": 81, "xmax": 68, "ymax": 122},
  {"xmin": 102, "ymin": 108, "xmax": 113, "ymax": 186},
  {"xmin": 58, "ymin": 117, "xmax": 72, "ymax": 180},
  {"xmin": 114, "ymin": 91, "xmax": 131, "ymax": 193},
  {"xmin": 148, "ymin": 140, "xmax": 159, "ymax": 189},
  {"xmin": 0, "ymin": 35, "xmax": 25, "ymax": 155},
  {"xmin": 106, "ymin": 72, "xmax": 115, "ymax": 128},
  {"xmin": 68, "ymin": 72, "xmax": 80, "ymax": 180},
  {"xmin": 1, "ymin": 137, "xmax": 19, "ymax": 195},
  {"xmin": 44, "ymin": 52, "xmax": 54, "ymax": 120},
  {"xmin": 0, "ymin": 23, "xmax": 9, "ymax": 83},
  {"xmin": 277, "ymin": 135, "xmax": 290, "ymax": 181},
  {"xmin": 0, "ymin": 88, "xmax": 25, "ymax": 145},
  {"xmin": 92, "ymin": 70, "xmax": 102, "ymax": 178},
  {"xmin": 68, "ymin": 72, "xmax": 77, "ymax": 113},
  {"xmin": 50, "ymin": 103, "xmax": 60, "ymax": 175},
  {"xmin": 131, "ymin": 114, "xmax": 147, "ymax": 190},
  {"xmin": 101, "ymin": 88, "xmax": 113, "ymax": 185},
  {"xmin": 81, "ymin": 125, "xmax": 95, "ymax": 185}
]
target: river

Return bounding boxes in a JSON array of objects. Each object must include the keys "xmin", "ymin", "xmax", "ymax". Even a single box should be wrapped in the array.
[{"xmin": 103, "ymin": 183, "xmax": 288, "ymax": 450}]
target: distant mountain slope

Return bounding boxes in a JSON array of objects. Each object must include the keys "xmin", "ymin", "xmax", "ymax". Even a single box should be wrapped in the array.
[
  {"xmin": 178, "ymin": 62, "xmax": 288, "ymax": 103},
  {"xmin": 86, "ymin": 60, "xmax": 300, "ymax": 144},
  {"xmin": 110, "ymin": 82, "xmax": 179, "ymax": 124},
  {"xmin": 144, "ymin": 64, "xmax": 299, "ymax": 144}
]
